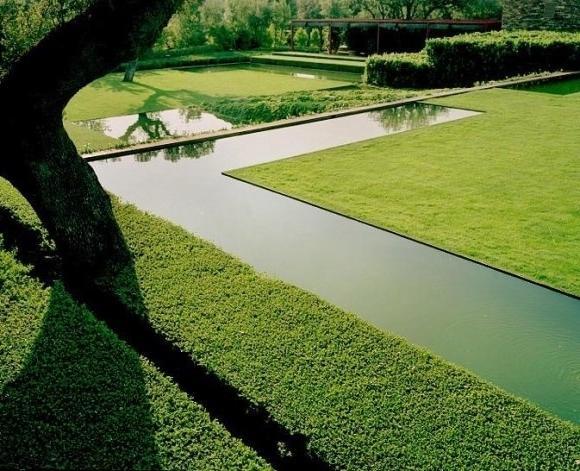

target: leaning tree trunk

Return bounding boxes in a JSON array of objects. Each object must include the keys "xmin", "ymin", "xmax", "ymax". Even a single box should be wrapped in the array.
[
  {"xmin": 1, "ymin": 109, "xmax": 131, "ymax": 294},
  {"xmin": 123, "ymin": 59, "xmax": 139, "ymax": 82},
  {"xmin": 0, "ymin": 0, "xmax": 183, "ymax": 299}
]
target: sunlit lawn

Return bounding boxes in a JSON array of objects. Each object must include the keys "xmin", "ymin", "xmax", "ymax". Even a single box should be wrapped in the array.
[
  {"xmin": 65, "ymin": 65, "xmax": 352, "ymax": 121},
  {"xmin": 231, "ymin": 81, "xmax": 580, "ymax": 296}
]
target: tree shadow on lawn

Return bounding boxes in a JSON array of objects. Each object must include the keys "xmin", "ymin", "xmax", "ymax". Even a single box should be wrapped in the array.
[
  {"xmin": 0, "ymin": 284, "xmax": 161, "ymax": 469},
  {"xmin": 0, "ymin": 189, "xmax": 330, "ymax": 470}
]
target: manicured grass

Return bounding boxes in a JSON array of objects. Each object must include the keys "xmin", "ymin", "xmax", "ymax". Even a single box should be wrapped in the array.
[
  {"xmin": 521, "ymin": 77, "xmax": 580, "ymax": 95},
  {"xmin": 251, "ymin": 54, "xmax": 365, "ymax": 73},
  {"xmin": 64, "ymin": 121, "xmax": 121, "ymax": 153},
  {"xmin": 0, "ymin": 246, "xmax": 267, "ymax": 469},
  {"xmin": 65, "ymin": 66, "xmax": 351, "ymax": 122},
  {"xmin": 199, "ymin": 86, "xmax": 420, "ymax": 125},
  {"xmin": 1, "ymin": 179, "xmax": 578, "ymax": 469},
  {"xmin": 122, "ymin": 50, "xmax": 250, "ymax": 72},
  {"xmin": 231, "ymin": 85, "xmax": 580, "ymax": 296},
  {"xmin": 271, "ymin": 51, "xmax": 367, "ymax": 62}
]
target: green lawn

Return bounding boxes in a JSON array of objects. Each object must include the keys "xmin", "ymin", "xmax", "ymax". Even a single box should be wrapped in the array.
[
  {"xmin": 251, "ymin": 54, "xmax": 366, "ymax": 73},
  {"xmin": 0, "ymin": 248, "xmax": 267, "ymax": 469},
  {"xmin": 231, "ymin": 83, "xmax": 580, "ymax": 296},
  {"xmin": 65, "ymin": 66, "xmax": 351, "ymax": 121},
  {"xmin": 64, "ymin": 63, "xmax": 422, "ymax": 153},
  {"xmin": 1, "ymin": 179, "xmax": 578, "ymax": 469}
]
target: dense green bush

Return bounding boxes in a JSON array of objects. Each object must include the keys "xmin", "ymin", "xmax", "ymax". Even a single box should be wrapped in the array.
[
  {"xmin": 1, "ymin": 179, "xmax": 578, "ymax": 469},
  {"xmin": 366, "ymin": 30, "xmax": 580, "ymax": 88},
  {"xmin": 0, "ymin": 236, "xmax": 267, "ymax": 469},
  {"xmin": 204, "ymin": 87, "xmax": 418, "ymax": 124},
  {"xmin": 365, "ymin": 52, "xmax": 433, "ymax": 88},
  {"xmin": 426, "ymin": 30, "xmax": 580, "ymax": 86}
]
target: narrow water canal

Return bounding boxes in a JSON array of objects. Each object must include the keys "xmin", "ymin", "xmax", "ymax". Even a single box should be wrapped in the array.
[{"xmin": 91, "ymin": 104, "xmax": 580, "ymax": 423}]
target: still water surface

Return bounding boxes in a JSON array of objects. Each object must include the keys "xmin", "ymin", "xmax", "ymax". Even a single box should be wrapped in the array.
[{"xmin": 91, "ymin": 103, "xmax": 580, "ymax": 423}]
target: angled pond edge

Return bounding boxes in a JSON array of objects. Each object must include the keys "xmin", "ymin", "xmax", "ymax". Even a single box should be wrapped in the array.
[
  {"xmin": 82, "ymin": 70, "xmax": 579, "ymax": 162},
  {"xmin": 223, "ymin": 172, "xmax": 580, "ymax": 302}
]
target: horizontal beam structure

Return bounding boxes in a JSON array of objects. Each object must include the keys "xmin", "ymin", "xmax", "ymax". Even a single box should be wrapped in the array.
[{"xmin": 291, "ymin": 18, "xmax": 501, "ymax": 30}]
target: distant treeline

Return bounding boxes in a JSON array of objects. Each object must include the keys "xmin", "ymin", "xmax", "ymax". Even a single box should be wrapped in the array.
[{"xmin": 156, "ymin": 0, "xmax": 502, "ymax": 51}]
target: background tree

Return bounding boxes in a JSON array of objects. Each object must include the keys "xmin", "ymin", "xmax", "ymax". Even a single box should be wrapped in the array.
[{"xmin": 0, "ymin": 0, "xmax": 184, "ymax": 298}]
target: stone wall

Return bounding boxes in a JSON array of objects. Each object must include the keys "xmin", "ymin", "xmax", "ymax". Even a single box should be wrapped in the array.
[{"xmin": 503, "ymin": 0, "xmax": 580, "ymax": 31}]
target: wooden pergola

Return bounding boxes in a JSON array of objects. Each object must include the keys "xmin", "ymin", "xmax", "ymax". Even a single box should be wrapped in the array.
[{"xmin": 289, "ymin": 18, "xmax": 501, "ymax": 53}]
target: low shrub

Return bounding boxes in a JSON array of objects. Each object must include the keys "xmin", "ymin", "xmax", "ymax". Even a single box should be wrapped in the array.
[
  {"xmin": 426, "ymin": 30, "xmax": 580, "ymax": 86},
  {"xmin": 365, "ymin": 30, "xmax": 580, "ymax": 88},
  {"xmin": 1, "ymin": 179, "xmax": 578, "ymax": 469},
  {"xmin": 0, "ymin": 244, "xmax": 266, "ymax": 469},
  {"xmin": 365, "ymin": 52, "xmax": 433, "ymax": 88},
  {"xmin": 250, "ymin": 54, "xmax": 365, "ymax": 73}
]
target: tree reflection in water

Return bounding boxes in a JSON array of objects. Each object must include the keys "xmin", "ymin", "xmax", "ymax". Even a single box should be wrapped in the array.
[
  {"xmin": 370, "ymin": 103, "xmax": 448, "ymax": 133},
  {"xmin": 134, "ymin": 140, "xmax": 216, "ymax": 163}
]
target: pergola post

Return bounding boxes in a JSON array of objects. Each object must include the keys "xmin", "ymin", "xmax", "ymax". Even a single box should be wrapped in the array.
[
  {"xmin": 376, "ymin": 24, "xmax": 380, "ymax": 54},
  {"xmin": 327, "ymin": 26, "xmax": 332, "ymax": 54}
]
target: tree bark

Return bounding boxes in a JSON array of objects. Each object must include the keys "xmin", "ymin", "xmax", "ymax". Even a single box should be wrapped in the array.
[
  {"xmin": 0, "ymin": 109, "xmax": 131, "ymax": 294},
  {"xmin": 0, "ymin": 0, "xmax": 183, "ymax": 298},
  {"xmin": 123, "ymin": 59, "xmax": 139, "ymax": 82}
]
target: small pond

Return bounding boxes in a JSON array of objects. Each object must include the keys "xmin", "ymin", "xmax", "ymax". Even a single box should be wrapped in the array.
[
  {"xmin": 185, "ymin": 62, "xmax": 362, "ymax": 83},
  {"xmin": 91, "ymin": 102, "xmax": 580, "ymax": 424},
  {"xmin": 75, "ymin": 108, "xmax": 232, "ymax": 145}
]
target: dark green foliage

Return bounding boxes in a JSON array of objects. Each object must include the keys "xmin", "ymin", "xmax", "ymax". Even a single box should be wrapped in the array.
[
  {"xmin": 366, "ymin": 30, "xmax": 580, "ymax": 88},
  {"xmin": 251, "ymin": 54, "xmax": 365, "ymax": 73},
  {"xmin": 365, "ymin": 52, "xmax": 433, "ymax": 88},
  {"xmin": 203, "ymin": 86, "xmax": 418, "ymax": 124},
  {"xmin": 1, "ymin": 179, "xmax": 579, "ymax": 469},
  {"xmin": 117, "ymin": 50, "xmax": 250, "ymax": 73},
  {"xmin": 426, "ymin": 30, "xmax": 580, "ymax": 86},
  {"xmin": 0, "ymin": 238, "xmax": 267, "ymax": 469}
]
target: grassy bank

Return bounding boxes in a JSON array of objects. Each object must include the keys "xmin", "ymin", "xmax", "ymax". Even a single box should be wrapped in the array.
[
  {"xmin": 0, "ymin": 247, "xmax": 267, "ymax": 469},
  {"xmin": 231, "ymin": 83, "xmax": 580, "ymax": 296},
  {"xmin": 63, "ymin": 63, "xmax": 422, "ymax": 152},
  {"xmin": 65, "ymin": 65, "xmax": 351, "ymax": 122},
  {"xmin": 0, "ymin": 179, "xmax": 578, "ymax": 469}
]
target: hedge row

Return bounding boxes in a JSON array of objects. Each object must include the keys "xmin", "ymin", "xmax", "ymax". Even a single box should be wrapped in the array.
[
  {"xmin": 366, "ymin": 30, "xmax": 580, "ymax": 88},
  {"xmin": 0, "ymin": 241, "xmax": 267, "ymax": 469},
  {"xmin": 365, "ymin": 52, "xmax": 432, "ymax": 88},
  {"xmin": 1, "ymin": 178, "xmax": 578, "ymax": 469},
  {"xmin": 115, "ymin": 51, "xmax": 250, "ymax": 72},
  {"xmin": 251, "ymin": 54, "xmax": 365, "ymax": 74}
]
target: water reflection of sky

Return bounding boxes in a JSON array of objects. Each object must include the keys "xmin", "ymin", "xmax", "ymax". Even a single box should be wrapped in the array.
[{"xmin": 75, "ymin": 108, "xmax": 232, "ymax": 144}]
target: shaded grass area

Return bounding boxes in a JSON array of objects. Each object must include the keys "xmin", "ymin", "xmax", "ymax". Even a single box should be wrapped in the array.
[
  {"xmin": 65, "ymin": 66, "xmax": 351, "ymax": 122},
  {"xmin": 231, "ymin": 85, "xmax": 580, "ymax": 296},
  {"xmin": 0, "ymin": 247, "xmax": 268, "ymax": 469},
  {"xmin": 251, "ymin": 54, "xmax": 365, "ymax": 73},
  {"xmin": 64, "ymin": 63, "xmax": 421, "ymax": 152},
  {"xmin": 515, "ymin": 77, "xmax": 580, "ymax": 95},
  {"xmin": 1, "ymin": 179, "xmax": 578, "ymax": 469},
  {"xmin": 121, "ymin": 50, "xmax": 250, "ymax": 72}
]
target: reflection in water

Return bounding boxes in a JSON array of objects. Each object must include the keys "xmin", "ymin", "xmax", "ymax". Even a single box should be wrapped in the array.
[
  {"xmin": 370, "ymin": 103, "xmax": 454, "ymax": 132},
  {"xmin": 75, "ymin": 108, "xmax": 232, "ymax": 145},
  {"xmin": 91, "ymin": 103, "xmax": 580, "ymax": 423},
  {"xmin": 136, "ymin": 141, "xmax": 216, "ymax": 163}
]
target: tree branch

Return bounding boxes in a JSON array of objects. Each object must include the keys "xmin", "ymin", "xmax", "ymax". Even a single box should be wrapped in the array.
[{"xmin": 1, "ymin": 0, "xmax": 183, "ymax": 112}]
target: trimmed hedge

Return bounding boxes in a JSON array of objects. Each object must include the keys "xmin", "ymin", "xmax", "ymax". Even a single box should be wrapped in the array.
[
  {"xmin": 366, "ymin": 30, "xmax": 580, "ymax": 88},
  {"xmin": 115, "ymin": 51, "xmax": 250, "ymax": 72},
  {"xmin": 0, "ymin": 245, "xmax": 267, "ymax": 469},
  {"xmin": 251, "ymin": 54, "xmax": 365, "ymax": 74},
  {"xmin": 1, "ymin": 178, "xmax": 578, "ymax": 469},
  {"xmin": 426, "ymin": 30, "xmax": 580, "ymax": 86},
  {"xmin": 365, "ymin": 52, "xmax": 433, "ymax": 88}
]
